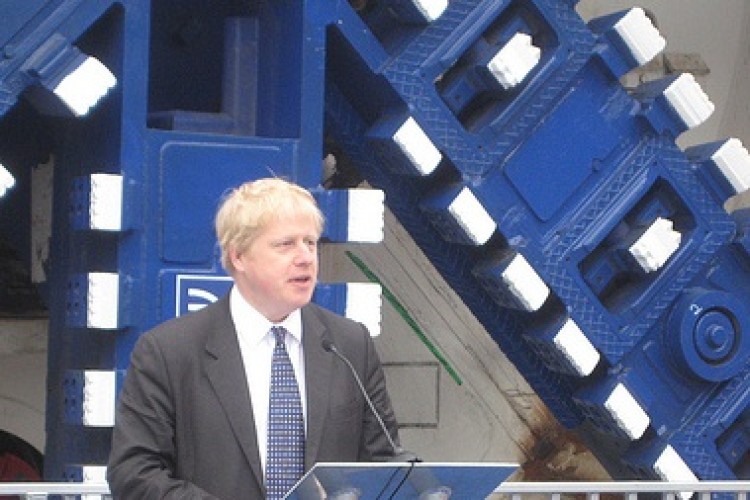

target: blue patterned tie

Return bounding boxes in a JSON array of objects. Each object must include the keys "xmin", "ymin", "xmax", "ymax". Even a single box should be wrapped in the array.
[{"xmin": 266, "ymin": 326, "xmax": 305, "ymax": 499}]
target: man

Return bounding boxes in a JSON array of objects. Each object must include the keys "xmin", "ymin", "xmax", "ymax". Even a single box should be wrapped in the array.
[{"xmin": 107, "ymin": 178, "xmax": 402, "ymax": 499}]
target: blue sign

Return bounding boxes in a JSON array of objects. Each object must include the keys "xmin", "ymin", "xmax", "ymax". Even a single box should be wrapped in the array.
[{"xmin": 174, "ymin": 274, "xmax": 233, "ymax": 317}]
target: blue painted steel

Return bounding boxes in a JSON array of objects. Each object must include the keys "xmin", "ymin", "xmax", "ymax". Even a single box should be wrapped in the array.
[
  {"xmin": 0, "ymin": 0, "xmax": 748, "ymax": 485},
  {"xmin": 61, "ymin": 371, "xmax": 85, "ymax": 426},
  {"xmin": 320, "ymin": 0, "xmax": 750, "ymax": 482}
]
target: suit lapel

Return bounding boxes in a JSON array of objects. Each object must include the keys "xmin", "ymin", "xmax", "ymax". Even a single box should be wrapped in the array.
[
  {"xmin": 301, "ymin": 305, "xmax": 334, "ymax": 470},
  {"xmin": 203, "ymin": 298, "xmax": 265, "ymax": 491}
]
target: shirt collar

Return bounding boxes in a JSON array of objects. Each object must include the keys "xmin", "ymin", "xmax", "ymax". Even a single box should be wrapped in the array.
[{"xmin": 229, "ymin": 286, "xmax": 303, "ymax": 344}]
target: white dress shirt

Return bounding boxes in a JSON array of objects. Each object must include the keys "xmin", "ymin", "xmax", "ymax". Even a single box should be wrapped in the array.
[{"xmin": 229, "ymin": 286, "xmax": 307, "ymax": 476}]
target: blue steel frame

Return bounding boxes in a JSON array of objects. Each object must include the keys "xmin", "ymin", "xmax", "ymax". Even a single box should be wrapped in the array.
[{"xmin": 0, "ymin": 0, "xmax": 747, "ymax": 483}]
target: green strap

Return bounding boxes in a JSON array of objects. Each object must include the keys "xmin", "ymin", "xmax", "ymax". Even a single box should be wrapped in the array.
[{"xmin": 345, "ymin": 251, "xmax": 463, "ymax": 386}]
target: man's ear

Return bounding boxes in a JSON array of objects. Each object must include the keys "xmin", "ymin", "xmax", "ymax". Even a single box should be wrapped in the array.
[{"xmin": 228, "ymin": 245, "xmax": 245, "ymax": 272}]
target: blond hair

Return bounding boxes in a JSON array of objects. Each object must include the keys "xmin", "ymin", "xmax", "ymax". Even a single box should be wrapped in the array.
[{"xmin": 215, "ymin": 178, "xmax": 324, "ymax": 274}]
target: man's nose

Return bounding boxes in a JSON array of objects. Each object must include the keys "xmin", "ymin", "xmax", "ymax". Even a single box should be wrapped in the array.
[{"xmin": 294, "ymin": 241, "xmax": 316, "ymax": 262}]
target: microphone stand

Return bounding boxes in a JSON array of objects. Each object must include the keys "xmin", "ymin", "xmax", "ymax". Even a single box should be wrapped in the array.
[{"xmin": 322, "ymin": 339, "xmax": 421, "ymax": 463}]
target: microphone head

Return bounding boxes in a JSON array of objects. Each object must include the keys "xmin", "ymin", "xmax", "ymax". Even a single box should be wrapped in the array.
[{"xmin": 321, "ymin": 338, "xmax": 334, "ymax": 352}]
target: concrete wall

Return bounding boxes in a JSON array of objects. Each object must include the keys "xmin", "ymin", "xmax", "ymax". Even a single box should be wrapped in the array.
[{"xmin": 0, "ymin": 319, "xmax": 47, "ymax": 454}]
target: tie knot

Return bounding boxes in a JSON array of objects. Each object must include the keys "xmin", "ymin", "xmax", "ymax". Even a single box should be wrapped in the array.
[{"xmin": 271, "ymin": 326, "xmax": 286, "ymax": 346}]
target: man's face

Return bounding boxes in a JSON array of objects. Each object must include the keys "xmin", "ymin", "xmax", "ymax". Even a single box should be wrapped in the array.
[{"xmin": 230, "ymin": 212, "xmax": 319, "ymax": 322}]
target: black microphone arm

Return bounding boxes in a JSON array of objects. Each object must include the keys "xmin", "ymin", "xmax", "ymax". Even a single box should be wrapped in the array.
[{"xmin": 321, "ymin": 338, "xmax": 420, "ymax": 463}]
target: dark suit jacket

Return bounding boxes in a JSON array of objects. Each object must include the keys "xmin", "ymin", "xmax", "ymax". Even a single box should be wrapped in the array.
[{"xmin": 107, "ymin": 296, "xmax": 400, "ymax": 499}]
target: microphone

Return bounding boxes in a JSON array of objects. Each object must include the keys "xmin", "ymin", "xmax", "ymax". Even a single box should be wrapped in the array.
[{"xmin": 322, "ymin": 338, "xmax": 420, "ymax": 463}]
